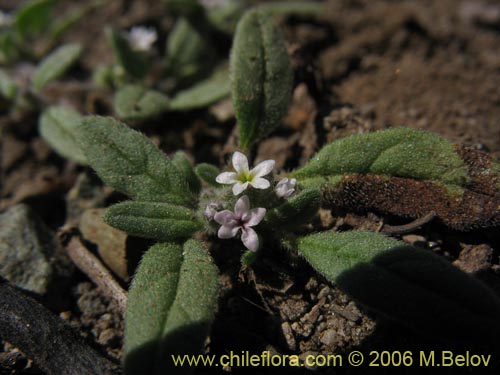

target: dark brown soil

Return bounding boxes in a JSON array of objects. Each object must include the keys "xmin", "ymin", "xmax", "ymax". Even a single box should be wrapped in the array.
[{"xmin": 1, "ymin": 0, "xmax": 500, "ymax": 374}]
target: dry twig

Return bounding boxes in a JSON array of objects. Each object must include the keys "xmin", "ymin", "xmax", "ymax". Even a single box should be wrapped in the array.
[{"xmin": 66, "ymin": 236, "xmax": 127, "ymax": 316}]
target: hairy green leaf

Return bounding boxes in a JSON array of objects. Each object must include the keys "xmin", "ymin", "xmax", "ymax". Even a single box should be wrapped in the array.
[
  {"xmin": 265, "ymin": 189, "xmax": 321, "ymax": 230},
  {"xmin": 165, "ymin": 17, "xmax": 214, "ymax": 81},
  {"xmin": 293, "ymin": 128, "xmax": 500, "ymax": 229},
  {"xmin": 171, "ymin": 152, "xmax": 201, "ymax": 194},
  {"xmin": 124, "ymin": 240, "xmax": 219, "ymax": 375},
  {"xmin": 107, "ymin": 28, "xmax": 148, "ymax": 79},
  {"xmin": 32, "ymin": 43, "xmax": 82, "ymax": 93},
  {"xmin": 194, "ymin": 163, "xmax": 220, "ymax": 187},
  {"xmin": 294, "ymin": 128, "xmax": 468, "ymax": 185},
  {"xmin": 39, "ymin": 106, "xmax": 87, "ymax": 164},
  {"xmin": 15, "ymin": 0, "xmax": 55, "ymax": 37},
  {"xmin": 114, "ymin": 85, "xmax": 169, "ymax": 121},
  {"xmin": 298, "ymin": 231, "xmax": 402, "ymax": 280},
  {"xmin": 230, "ymin": 9, "xmax": 293, "ymax": 150},
  {"xmin": 168, "ymin": 68, "xmax": 230, "ymax": 111},
  {"xmin": 104, "ymin": 201, "xmax": 202, "ymax": 241},
  {"xmin": 78, "ymin": 116, "xmax": 195, "ymax": 206},
  {"xmin": 298, "ymin": 231, "xmax": 500, "ymax": 341}
]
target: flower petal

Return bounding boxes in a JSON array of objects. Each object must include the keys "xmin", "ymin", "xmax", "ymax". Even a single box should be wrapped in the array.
[
  {"xmin": 214, "ymin": 210, "xmax": 236, "ymax": 225},
  {"xmin": 218, "ymin": 225, "xmax": 240, "ymax": 239},
  {"xmin": 275, "ymin": 177, "xmax": 297, "ymax": 198},
  {"xmin": 232, "ymin": 181, "xmax": 249, "ymax": 195},
  {"xmin": 232, "ymin": 151, "xmax": 249, "ymax": 173},
  {"xmin": 244, "ymin": 208, "xmax": 266, "ymax": 227},
  {"xmin": 216, "ymin": 171, "xmax": 237, "ymax": 184},
  {"xmin": 250, "ymin": 177, "xmax": 270, "ymax": 190},
  {"xmin": 251, "ymin": 159, "xmax": 275, "ymax": 178},
  {"xmin": 234, "ymin": 195, "xmax": 250, "ymax": 217},
  {"xmin": 241, "ymin": 227, "xmax": 259, "ymax": 252}
]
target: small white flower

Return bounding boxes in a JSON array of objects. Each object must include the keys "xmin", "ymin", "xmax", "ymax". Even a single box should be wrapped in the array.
[
  {"xmin": 275, "ymin": 178, "xmax": 297, "ymax": 198},
  {"xmin": 216, "ymin": 151, "xmax": 275, "ymax": 195},
  {"xmin": 128, "ymin": 26, "xmax": 157, "ymax": 52},
  {"xmin": 204, "ymin": 201, "xmax": 221, "ymax": 219},
  {"xmin": 213, "ymin": 195, "xmax": 266, "ymax": 252}
]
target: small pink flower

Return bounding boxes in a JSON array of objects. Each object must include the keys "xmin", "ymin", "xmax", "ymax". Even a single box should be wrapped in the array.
[
  {"xmin": 204, "ymin": 202, "xmax": 221, "ymax": 219},
  {"xmin": 214, "ymin": 196, "xmax": 266, "ymax": 252},
  {"xmin": 275, "ymin": 178, "xmax": 297, "ymax": 198},
  {"xmin": 216, "ymin": 152, "xmax": 275, "ymax": 195}
]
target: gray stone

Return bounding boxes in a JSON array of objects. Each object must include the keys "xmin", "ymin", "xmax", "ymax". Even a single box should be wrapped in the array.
[{"xmin": 0, "ymin": 204, "xmax": 57, "ymax": 293}]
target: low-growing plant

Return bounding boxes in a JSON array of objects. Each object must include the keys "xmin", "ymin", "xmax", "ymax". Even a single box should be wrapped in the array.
[
  {"xmin": 70, "ymin": 6, "xmax": 500, "ymax": 374},
  {"xmin": 2, "ymin": 1, "xmax": 495, "ymax": 373},
  {"xmin": 0, "ymin": 0, "xmax": 326, "ymax": 168}
]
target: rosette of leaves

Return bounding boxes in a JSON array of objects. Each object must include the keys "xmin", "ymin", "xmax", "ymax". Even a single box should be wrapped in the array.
[
  {"xmin": 74, "ymin": 6, "xmax": 500, "ymax": 375},
  {"xmin": 71, "ymin": 109, "xmax": 500, "ymax": 370},
  {"xmin": 74, "ymin": 113, "xmax": 320, "ymax": 374},
  {"xmin": 77, "ymin": 116, "xmax": 218, "ymax": 375},
  {"xmin": 77, "ymin": 120, "xmax": 500, "ymax": 373}
]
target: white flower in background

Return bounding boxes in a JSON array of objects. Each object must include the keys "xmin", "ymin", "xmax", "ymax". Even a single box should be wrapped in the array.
[
  {"xmin": 275, "ymin": 178, "xmax": 297, "ymax": 198},
  {"xmin": 128, "ymin": 26, "xmax": 157, "ymax": 52},
  {"xmin": 216, "ymin": 151, "xmax": 275, "ymax": 195},
  {"xmin": 0, "ymin": 11, "xmax": 12, "ymax": 28},
  {"xmin": 214, "ymin": 195, "xmax": 266, "ymax": 252},
  {"xmin": 204, "ymin": 201, "xmax": 221, "ymax": 219}
]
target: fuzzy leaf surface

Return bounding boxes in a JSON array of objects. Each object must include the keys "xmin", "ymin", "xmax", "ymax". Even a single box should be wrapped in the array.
[
  {"xmin": 114, "ymin": 85, "xmax": 169, "ymax": 122},
  {"xmin": 294, "ymin": 128, "xmax": 468, "ymax": 184},
  {"xmin": 78, "ymin": 116, "xmax": 194, "ymax": 206},
  {"xmin": 265, "ymin": 189, "xmax": 321, "ymax": 230},
  {"xmin": 104, "ymin": 201, "xmax": 202, "ymax": 241},
  {"xmin": 194, "ymin": 163, "xmax": 220, "ymax": 187},
  {"xmin": 171, "ymin": 152, "xmax": 201, "ymax": 194},
  {"xmin": 32, "ymin": 43, "xmax": 82, "ymax": 92},
  {"xmin": 230, "ymin": 9, "xmax": 293, "ymax": 149},
  {"xmin": 168, "ymin": 69, "xmax": 230, "ymax": 111},
  {"xmin": 39, "ymin": 106, "xmax": 87, "ymax": 164},
  {"xmin": 298, "ymin": 231, "xmax": 500, "ymax": 341},
  {"xmin": 124, "ymin": 240, "xmax": 219, "ymax": 375},
  {"xmin": 293, "ymin": 128, "xmax": 500, "ymax": 229}
]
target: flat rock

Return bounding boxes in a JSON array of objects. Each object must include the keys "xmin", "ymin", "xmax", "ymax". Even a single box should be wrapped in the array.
[
  {"xmin": 0, "ymin": 204, "xmax": 57, "ymax": 294},
  {"xmin": 79, "ymin": 208, "xmax": 129, "ymax": 281}
]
